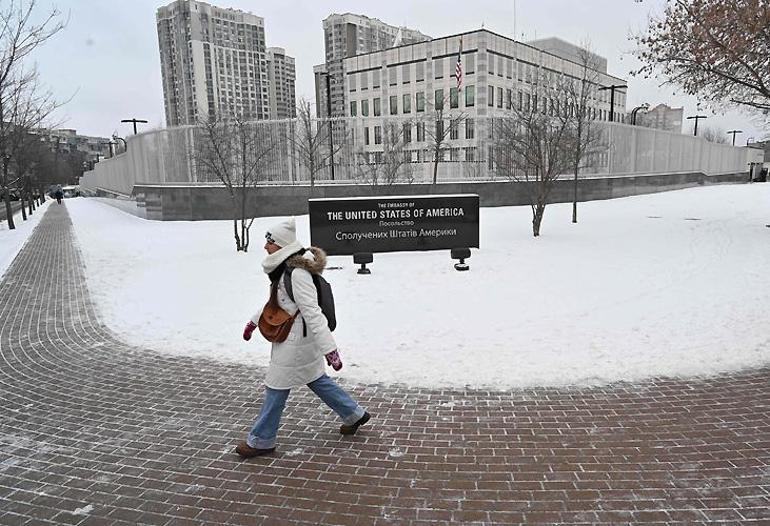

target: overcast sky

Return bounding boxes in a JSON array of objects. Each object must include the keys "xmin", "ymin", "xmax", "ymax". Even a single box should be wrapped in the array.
[{"xmin": 31, "ymin": 0, "xmax": 767, "ymax": 142}]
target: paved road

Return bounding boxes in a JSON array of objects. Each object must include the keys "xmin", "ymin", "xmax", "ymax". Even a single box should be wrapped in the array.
[{"xmin": 0, "ymin": 203, "xmax": 768, "ymax": 525}]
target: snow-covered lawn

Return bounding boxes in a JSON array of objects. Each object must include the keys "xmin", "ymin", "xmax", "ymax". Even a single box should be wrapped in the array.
[
  {"xmin": 66, "ymin": 184, "xmax": 770, "ymax": 389},
  {"xmin": 1, "ymin": 200, "xmax": 51, "ymax": 280}
]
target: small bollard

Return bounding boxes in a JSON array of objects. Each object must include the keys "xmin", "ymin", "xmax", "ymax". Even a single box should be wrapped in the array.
[
  {"xmin": 450, "ymin": 247, "xmax": 471, "ymax": 271},
  {"xmin": 353, "ymin": 252, "xmax": 373, "ymax": 274}
]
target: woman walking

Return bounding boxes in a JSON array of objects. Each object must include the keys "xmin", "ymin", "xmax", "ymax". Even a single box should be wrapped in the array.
[{"xmin": 236, "ymin": 217, "xmax": 370, "ymax": 458}]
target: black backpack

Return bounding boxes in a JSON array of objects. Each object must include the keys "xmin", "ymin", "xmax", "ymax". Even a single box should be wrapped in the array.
[{"xmin": 283, "ymin": 268, "xmax": 336, "ymax": 333}]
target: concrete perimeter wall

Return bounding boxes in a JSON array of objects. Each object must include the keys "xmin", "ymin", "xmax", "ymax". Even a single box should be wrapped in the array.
[{"xmin": 109, "ymin": 171, "xmax": 749, "ymax": 221}]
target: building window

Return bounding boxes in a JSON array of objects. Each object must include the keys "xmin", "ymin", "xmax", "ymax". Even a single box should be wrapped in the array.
[
  {"xmin": 518, "ymin": 91, "xmax": 523, "ymax": 110},
  {"xmin": 506, "ymin": 89, "xmax": 512, "ymax": 110},
  {"xmin": 488, "ymin": 53, "xmax": 494, "ymax": 75},
  {"xmin": 402, "ymin": 64, "xmax": 411, "ymax": 84},
  {"xmin": 360, "ymin": 71, "xmax": 368, "ymax": 91},
  {"xmin": 416, "ymin": 61, "xmax": 425, "ymax": 82},
  {"xmin": 497, "ymin": 87, "xmax": 503, "ymax": 108},
  {"xmin": 450, "ymin": 148, "xmax": 460, "ymax": 162},
  {"xmin": 374, "ymin": 125, "xmax": 382, "ymax": 145},
  {"xmin": 435, "ymin": 119, "xmax": 444, "ymax": 138},
  {"xmin": 364, "ymin": 127, "xmax": 370, "ymax": 145},
  {"xmin": 350, "ymin": 100, "xmax": 357, "ymax": 116},
  {"xmin": 373, "ymin": 69, "xmax": 381, "ymax": 89},
  {"xmin": 450, "ymin": 121, "xmax": 459, "ymax": 140},
  {"xmin": 416, "ymin": 122, "xmax": 425, "ymax": 142},
  {"xmin": 465, "ymin": 85, "xmax": 475, "ymax": 107},
  {"xmin": 390, "ymin": 95, "xmax": 398, "ymax": 115},
  {"xmin": 389, "ymin": 67, "xmax": 397, "ymax": 86},
  {"xmin": 361, "ymin": 99, "xmax": 369, "ymax": 116},
  {"xmin": 465, "ymin": 118, "xmax": 475, "ymax": 139},
  {"xmin": 434, "ymin": 57, "xmax": 444, "ymax": 79},
  {"xmin": 506, "ymin": 59, "xmax": 513, "ymax": 79},
  {"xmin": 450, "ymin": 87, "xmax": 458, "ymax": 109},
  {"xmin": 403, "ymin": 93, "xmax": 411, "ymax": 113},
  {"xmin": 373, "ymin": 97, "xmax": 381, "ymax": 116},
  {"xmin": 416, "ymin": 92, "xmax": 425, "ymax": 112},
  {"xmin": 404, "ymin": 123, "xmax": 412, "ymax": 143},
  {"xmin": 465, "ymin": 147, "xmax": 476, "ymax": 162},
  {"xmin": 349, "ymin": 74, "xmax": 357, "ymax": 92},
  {"xmin": 435, "ymin": 89, "xmax": 444, "ymax": 110},
  {"xmin": 466, "ymin": 53, "xmax": 475, "ymax": 74},
  {"xmin": 488, "ymin": 85, "xmax": 494, "ymax": 107}
]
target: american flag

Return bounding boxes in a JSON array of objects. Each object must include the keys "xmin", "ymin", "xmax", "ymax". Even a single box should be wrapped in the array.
[{"xmin": 455, "ymin": 36, "xmax": 463, "ymax": 90}]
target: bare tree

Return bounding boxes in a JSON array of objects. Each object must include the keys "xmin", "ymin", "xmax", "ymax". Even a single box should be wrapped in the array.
[
  {"xmin": 291, "ymin": 98, "xmax": 348, "ymax": 187},
  {"xmin": 194, "ymin": 116, "xmax": 278, "ymax": 252},
  {"xmin": 7, "ymin": 75, "xmax": 60, "ymax": 221},
  {"xmin": 418, "ymin": 89, "xmax": 468, "ymax": 184},
  {"xmin": 0, "ymin": 0, "xmax": 64, "ymax": 228},
  {"xmin": 635, "ymin": 0, "xmax": 770, "ymax": 117},
  {"xmin": 699, "ymin": 126, "xmax": 729, "ymax": 144},
  {"xmin": 565, "ymin": 45, "xmax": 606, "ymax": 223},
  {"xmin": 493, "ymin": 75, "xmax": 575, "ymax": 237},
  {"xmin": 355, "ymin": 120, "xmax": 414, "ymax": 186}
]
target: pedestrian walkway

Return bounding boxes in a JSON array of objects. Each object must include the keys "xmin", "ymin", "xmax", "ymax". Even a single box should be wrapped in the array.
[{"xmin": 0, "ymin": 203, "xmax": 768, "ymax": 525}]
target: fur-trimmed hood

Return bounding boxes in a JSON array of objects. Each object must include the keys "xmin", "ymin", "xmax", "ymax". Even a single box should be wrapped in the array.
[{"xmin": 285, "ymin": 246, "xmax": 327, "ymax": 275}]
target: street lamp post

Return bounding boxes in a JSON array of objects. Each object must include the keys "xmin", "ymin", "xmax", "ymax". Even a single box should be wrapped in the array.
[
  {"xmin": 686, "ymin": 115, "xmax": 707, "ymax": 136},
  {"xmin": 121, "ymin": 118, "xmax": 148, "ymax": 135},
  {"xmin": 630, "ymin": 103, "xmax": 649, "ymax": 125},
  {"xmin": 598, "ymin": 84, "xmax": 628, "ymax": 122},
  {"xmin": 726, "ymin": 130, "xmax": 743, "ymax": 146}
]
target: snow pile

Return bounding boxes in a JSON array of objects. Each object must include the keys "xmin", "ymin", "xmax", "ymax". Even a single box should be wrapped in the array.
[
  {"xmin": 65, "ymin": 184, "xmax": 770, "ymax": 388},
  {"xmin": 0, "ymin": 201, "xmax": 50, "ymax": 280}
]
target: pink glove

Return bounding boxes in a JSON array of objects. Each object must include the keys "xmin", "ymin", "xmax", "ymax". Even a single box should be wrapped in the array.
[
  {"xmin": 243, "ymin": 321, "xmax": 257, "ymax": 341},
  {"xmin": 325, "ymin": 350, "xmax": 343, "ymax": 371}
]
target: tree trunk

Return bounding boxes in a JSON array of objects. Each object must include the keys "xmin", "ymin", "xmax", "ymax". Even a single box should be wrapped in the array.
[
  {"xmin": 532, "ymin": 202, "xmax": 546, "ymax": 237},
  {"xmin": 39, "ymin": 186, "xmax": 45, "ymax": 203},
  {"xmin": 572, "ymin": 168, "xmax": 578, "ymax": 223},
  {"xmin": 3, "ymin": 194, "xmax": 14, "ymax": 230},
  {"xmin": 233, "ymin": 218, "xmax": 243, "ymax": 251},
  {"xmin": 20, "ymin": 194, "xmax": 27, "ymax": 221},
  {"xmin": 432, "ymin": 151, "xmax": 439, "ymax": 185}
]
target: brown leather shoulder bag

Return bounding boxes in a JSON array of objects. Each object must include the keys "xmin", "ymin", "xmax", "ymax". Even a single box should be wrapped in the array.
[{"xmin": 258, "ymin": 280, "xmax": 299, "ymax": 343}]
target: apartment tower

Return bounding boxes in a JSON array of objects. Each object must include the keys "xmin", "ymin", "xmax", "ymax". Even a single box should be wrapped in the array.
[
  {"xmin": 315, "ymin": 13, "xmax": 430, "ymax": 117},
  {"xmin": 157, "ymin": 0, "xmax": 295, "ymax": 125}
]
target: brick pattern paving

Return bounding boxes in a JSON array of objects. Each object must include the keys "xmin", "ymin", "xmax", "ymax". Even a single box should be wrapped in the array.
[{"xmin": 0, "ymin": 203, "xmax": 768, "ymax": 525}]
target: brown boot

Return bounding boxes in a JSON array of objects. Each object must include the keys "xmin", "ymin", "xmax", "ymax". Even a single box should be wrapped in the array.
[
  {"xmin": 235, "ymin": 441, "xmax": 275, "ymax": 459},
  {"xmin": 340, "ymin": 412, "xmax": 371, "ymax": 435}
]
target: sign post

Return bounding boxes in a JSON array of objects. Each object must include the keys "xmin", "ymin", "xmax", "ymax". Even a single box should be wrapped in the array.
[{"xmin": 309, "ymin": 194, "xmax": 480, "ymax": 256}]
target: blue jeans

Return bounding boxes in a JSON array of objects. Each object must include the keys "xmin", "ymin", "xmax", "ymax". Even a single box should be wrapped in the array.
[{"xmin": 247, "ymin": 374, "xmax": 366, "ymax": 449}]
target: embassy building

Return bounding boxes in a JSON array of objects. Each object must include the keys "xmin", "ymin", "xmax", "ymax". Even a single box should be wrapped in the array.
[{"xmin": 341, "ymin": 30, "xmax": 628, "ymax": 177}]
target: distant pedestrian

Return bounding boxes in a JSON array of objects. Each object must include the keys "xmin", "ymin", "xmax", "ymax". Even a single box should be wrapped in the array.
[
  {"xmin": 54, "ymin": 186, "xmax": 63, "ymax": 205},
  {"xmin": 236, "ymin": 218, "xmax": 370, "ymax": 458}
]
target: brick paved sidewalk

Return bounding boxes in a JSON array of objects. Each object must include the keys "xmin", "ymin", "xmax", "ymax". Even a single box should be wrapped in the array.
[{"xmin": 0, "ymin": 203, "xmax": 768, "ymax": 525}]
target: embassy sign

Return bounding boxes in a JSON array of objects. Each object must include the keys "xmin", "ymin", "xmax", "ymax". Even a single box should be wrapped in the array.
[{"xmin": 309, "ymin": 194, "xmax": 479, "ymax": 256}]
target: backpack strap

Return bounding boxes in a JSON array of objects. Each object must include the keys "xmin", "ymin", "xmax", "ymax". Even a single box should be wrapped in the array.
[
  {"xmin": 283, "ymin": 268, "xmax": 307, "ymax": 337},
  {"xmin": 283, "ymin": 267, "xmax": 295, "ymax": 302}
]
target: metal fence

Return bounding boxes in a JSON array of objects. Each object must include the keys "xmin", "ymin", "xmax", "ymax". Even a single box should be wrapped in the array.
[{"xmin": 80, "ymin": 116, "xmax": 749, "ymax": 196}]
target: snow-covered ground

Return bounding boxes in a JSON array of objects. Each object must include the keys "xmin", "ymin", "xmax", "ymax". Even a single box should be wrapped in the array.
[
  {"xmin": 0, "ymin": 200, "xmax": 51, "ymax": 280},
  {"xmin": 65, "ymin": 184, "xmax": 770, "ymax": 389}
]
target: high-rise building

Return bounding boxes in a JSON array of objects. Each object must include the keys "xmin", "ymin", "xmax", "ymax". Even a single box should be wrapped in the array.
[
  {"xmin": 267, "ymin": 47, "xmax": 296, "ymax": 119},
  {"xmin": 315, "ymin": 13, "xmax": 430, "ymax": 117},
  {"xmin": 157, "ymin": 0, "xmax": 294, "ymax": 125}
]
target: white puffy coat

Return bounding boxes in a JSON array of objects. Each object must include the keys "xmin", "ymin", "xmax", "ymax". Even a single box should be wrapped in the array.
[{"xmin": 251, "ymin": 248, "xmax": 337, "ymax": 389}]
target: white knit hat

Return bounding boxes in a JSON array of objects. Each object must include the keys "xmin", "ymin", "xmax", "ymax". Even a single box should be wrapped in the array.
[{"xmin": 265, "ymin": 217, "xmax": 297, "ymax": 248}]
